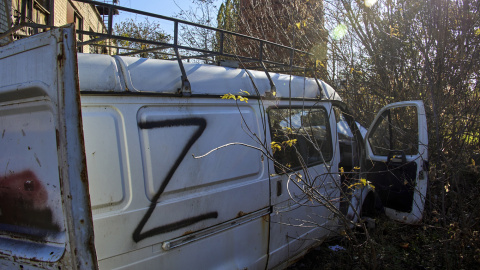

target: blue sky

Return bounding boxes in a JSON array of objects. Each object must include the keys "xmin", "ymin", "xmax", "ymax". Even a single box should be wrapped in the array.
[{"xmin": 115, "ymin": 0, "xmax": 222, "ymax": 32}]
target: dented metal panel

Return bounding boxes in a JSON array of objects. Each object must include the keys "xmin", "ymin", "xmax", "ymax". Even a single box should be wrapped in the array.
[{"xmin": 0, "ymin": 26, "xmax": 97, "ymax": 269}]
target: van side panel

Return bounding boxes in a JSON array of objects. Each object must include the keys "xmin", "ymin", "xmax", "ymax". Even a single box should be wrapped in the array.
[{"xmin": 81, "ymin": 95, "xmax": 270, "ymax": 269}]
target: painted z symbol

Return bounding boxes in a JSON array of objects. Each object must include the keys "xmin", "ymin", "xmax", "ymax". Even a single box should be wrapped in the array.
[{"xmin": 134, "ymin": 118, "xmax": 218, "ymax": 243}]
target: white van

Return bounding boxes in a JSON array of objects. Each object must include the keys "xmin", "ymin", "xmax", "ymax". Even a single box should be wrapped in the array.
[{"xmin": 0, "ymin": 26, "xmax": 428, "ymax": 269}]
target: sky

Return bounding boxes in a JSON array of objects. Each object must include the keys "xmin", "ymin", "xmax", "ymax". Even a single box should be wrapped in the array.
[{"xmin": 114, "ymin": 0, "xmax": 223, "ymax": 35}]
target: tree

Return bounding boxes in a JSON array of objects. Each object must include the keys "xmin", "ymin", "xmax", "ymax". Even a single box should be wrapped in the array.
[
  {"xmin": 325, "ymin": 1, "xmax": 480, "ymax": 266},
  {"xmin": 215, "ymin": 0, "xmax": 328, "ymax": 75},
  {"xmin": 215, "ymin": 0, "xmax": 239, "ymax": 59},
  {"xmin": 114, "ymin": 18, "xmax": 171, "ymax": 59},
  {"xmin": 175, "ymin": 0, "xmax": 220, "ymax": 63}
]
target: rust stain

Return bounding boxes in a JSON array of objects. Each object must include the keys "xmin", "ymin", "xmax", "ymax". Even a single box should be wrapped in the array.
[
  {"xmin": 80, "ymin": 166, "xmax": 88, "ymax": 184},
  {"xmin": 182, "ymin": 230, "xmax": 194, "ymax": 236},
  {"xmin": 88, "ymin": 234, "xmax": 96, "ymax": 256},
  {"xmin": 55, "ymin": 129, "xmax": 60, "ymax": 151},
  {"xmin": 57, "ymin": 53, "xmax": 64, "ymax": 69},
  {"xmin": 0, "ymin": 170, "xmax": 61, "ymax": 238},
  {"xmin": 236, "ymin": 211, "xmax": 247, "ymax": 218},
  {"xmin": 261, "ymin": 214, "xmax": 270, "ymax": 239}
]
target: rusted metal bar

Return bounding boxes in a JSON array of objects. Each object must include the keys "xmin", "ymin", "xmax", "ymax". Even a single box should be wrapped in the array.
[
  {"xmin": 107, "ymin": 4, "xmax": 113, "ymax": 35},
  {"xmin": 75, "ymin": 0, "xmax": 311, "ymax": 55},
  {"xmin": 117, "ymin": 45, "xmax": 170, "ymax": 56},
  {"xmin": 77, "ymin": 36, "xmax": 107, "ymax": 46},
  {"xmin": 174, "ymin": 21, "xmax": 191, "ymax": 95}
]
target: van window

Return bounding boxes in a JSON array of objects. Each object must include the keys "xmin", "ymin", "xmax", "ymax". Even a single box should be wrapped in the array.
[
  {"xmin": 368, "ymin": 106, "xmax": 419, "ymax": 156},
  {"xmin": 268, "ymin": 107, "xmax": 332, "ymax": 172},
  {"xmin": 333, "ymin": 107, "xmax": 357, "ymax": 171}
]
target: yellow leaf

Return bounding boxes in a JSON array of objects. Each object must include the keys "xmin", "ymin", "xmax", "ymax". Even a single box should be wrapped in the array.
[
  {"xmin": 283, "ymin": 127, "xmax": 293, "ymax": 134},
  {"xmin": 476, "ymin": 28, "xmax": 480, "ymax": 36},
  {"xmin": 221, "ymin": 93, "xmax": 236, "ymax": 100},
  {"xmin": 237, "ymin": 96, "xmax": 248, "ymax": 103},
  {"xmin": 357, "ymin": 178, "xmax": 375, "ymax": 190},
  {"xmin": 353, "ymin": 166, "xmax": 360, "ymax": 170},
  {"xmin": 271, "ymin": 142, "xmax": 282, "ymax": 153},
  {"xmin": 296, "ymin": 22, "xmax": 301, "ymax": 29},
  {"xmin": 316, "ymin": 60, "xmax": 325, "ymax": 68},
  {"xmin": 282, "ymin": 139, "xmax": 297, "ymax": 147},
  {"xmin": 360, "ymin": 178, "xmax": 367, "ymax": 186},
  {"xmin": 339, "ymin": 167, "xmax": 344, "ymax": 175},
  {"xmin": 472, "ymin": 159, "xmax": 476, "ymax": 166}
]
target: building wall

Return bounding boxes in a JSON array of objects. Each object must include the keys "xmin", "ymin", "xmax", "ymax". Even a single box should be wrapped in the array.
[
  {"xmin": 55, "ymin": 0, "xmax": 107, "ymax": 53},
  {"xmin": 0, "ymin": 1, "xmax": 11, "ymax": 33},
  {"xmin": 54, "ymin": 0, "xmax": 104, "ymax": 31},
  {"xmin": 1, "ymin": 0, "xmax": 107, "ymax": 53}
]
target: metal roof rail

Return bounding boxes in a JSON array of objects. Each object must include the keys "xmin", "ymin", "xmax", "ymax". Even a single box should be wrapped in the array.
[{"xmin": 0, "ymin": 0, "xmax": 325, "ymax": 98}]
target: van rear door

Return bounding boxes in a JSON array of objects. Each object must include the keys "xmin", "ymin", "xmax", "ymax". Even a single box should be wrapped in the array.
[
  {"xmin": 0, "ymin": 26, "xmax": 97, "ymax": 269},
  {"xmin": 364, "ymin": 101, "xmax": 428, "ymax": 223}
]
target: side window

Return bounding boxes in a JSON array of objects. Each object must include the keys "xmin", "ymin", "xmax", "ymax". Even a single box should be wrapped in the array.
[
  {"xmin": 12, "ymin": 0, "xmax": 52, "ymax": 36},
  {"xmin": 268, "ymin": 107, "xmax": 332, "ymax": 172},
  {"xmin": 333, "ymin": 107, "xmax": 357, "ymax": 171},
  {"xmin": 368, "ymin": 106, "xmax": 419, "ymax": 156}
]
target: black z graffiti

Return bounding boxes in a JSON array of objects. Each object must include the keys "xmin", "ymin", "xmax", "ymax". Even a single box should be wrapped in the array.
[{"xmin": 133, "ymin": 117, "xmax": 218, "ymax": 243}]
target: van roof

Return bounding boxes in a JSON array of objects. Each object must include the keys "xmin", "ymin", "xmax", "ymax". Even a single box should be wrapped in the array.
[{"xmin": 77, "ymin": 53, "xmax": 341, "ymax": 101}]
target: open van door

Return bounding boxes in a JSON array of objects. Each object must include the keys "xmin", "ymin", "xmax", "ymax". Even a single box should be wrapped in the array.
[
  {"xmin": 0, "ymin": 26, "xmax": 97, "ymax": 269},
  {"xmin": 364, "ymin": 101, "xmax": 428, "ymax": 223}
]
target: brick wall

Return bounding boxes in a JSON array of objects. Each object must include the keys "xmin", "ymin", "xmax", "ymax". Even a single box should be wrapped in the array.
[
  {"xmin": 1, "ymin": 0, "xmax": 107, "ymax": 53},
  {"xmin": 0, "ymin": 1, "xmax": 11, "ymax": 44}
]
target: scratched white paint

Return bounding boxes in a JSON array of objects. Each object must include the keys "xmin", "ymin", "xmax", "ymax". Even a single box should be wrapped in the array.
[{"xmin": 0, "ymin": 27, "xmax": 96, "ymax": 269}]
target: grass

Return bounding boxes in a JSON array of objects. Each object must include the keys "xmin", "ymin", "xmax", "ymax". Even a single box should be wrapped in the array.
[{"xmin": 288, "ymin": 213, "xmax": 480, "ymax": 269}]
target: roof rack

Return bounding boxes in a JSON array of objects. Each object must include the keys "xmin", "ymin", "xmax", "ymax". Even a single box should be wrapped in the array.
[{"xmin": 0, "ymin": 0, "xmax": 325, "ymax": 98}]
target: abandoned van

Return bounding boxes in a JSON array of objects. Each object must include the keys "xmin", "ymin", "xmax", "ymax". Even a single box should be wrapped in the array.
[{"xmin": 0, "ymin": 25, "xmax": 428, "ymax": 269}]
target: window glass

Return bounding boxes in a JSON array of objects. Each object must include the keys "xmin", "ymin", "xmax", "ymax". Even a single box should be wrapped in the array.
[
  {"xmin": 268, "ymin": 107, "xmax": 332, "ymax": 172},
  {"xmin": 333, "ymin": 107, "xmax": 358, "ymax": 170},
  {"xmin": 368, "ymin": 106, "xmax": 418, "ymax": 156}
]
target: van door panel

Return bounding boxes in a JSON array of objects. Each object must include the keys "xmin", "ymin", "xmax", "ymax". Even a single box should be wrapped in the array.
[
  {"xmin": 0, "ymin": 27, "xmax": 97, "ymax": 269},
  {"xmin": 364, "ymin": 101, "xmax": 428, "ymax": 223},
  {"xmin": 266, "ymin": 102, "xmax": 340, "ymax": 268}
]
